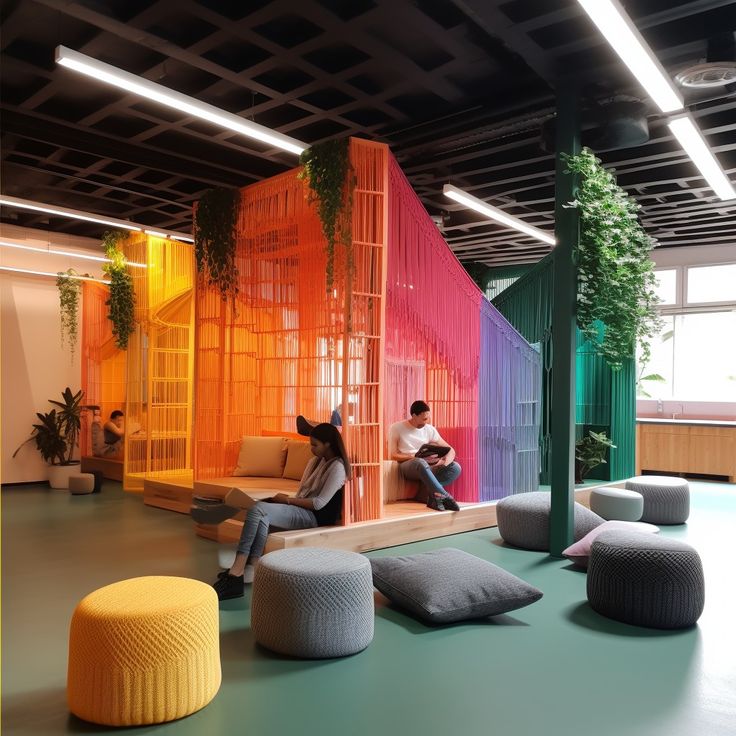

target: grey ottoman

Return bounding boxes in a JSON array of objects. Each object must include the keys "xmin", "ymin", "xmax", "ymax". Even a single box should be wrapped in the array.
[
  {"xmin": 625, "ymin": 475, "xmax": 690, "ymax": 524},
  {"xmin": 251, "ymin": 548, "xmax": 374, "ymax": 659},
  {"xmin": 69, "ymin": 473, "xmax": 95, "ymax": 495},
  {"xmin": 587, "ymin": 530, "xmax": 704, "ymax": 629},
  {"xmin": 590, "ymin": 487, "xmax": 644, "ymax": 521},
  {"xmin": 496, "ymin": 491, "xmax": 605, "ymax": 551}
]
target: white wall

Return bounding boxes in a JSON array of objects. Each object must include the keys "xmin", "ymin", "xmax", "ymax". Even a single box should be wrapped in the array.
[
  {"xmin": 1, "ymin": 225, "xmax": 104, "ymax": 484},
  {"xmin": 651, "ymin": 242, "xmax": 736, "ymax": 268}
]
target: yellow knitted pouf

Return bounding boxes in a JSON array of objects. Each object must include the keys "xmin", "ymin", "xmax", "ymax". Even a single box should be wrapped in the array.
[{"xmin": 67, "ymin": 576, "xmax": 221, "ymax": 726}]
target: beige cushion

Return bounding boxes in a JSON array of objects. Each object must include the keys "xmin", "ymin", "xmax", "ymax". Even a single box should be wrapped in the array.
[
  {"xmin": 69, "ymin": 474, "xmax": 95, "ymax": 494},
  {"xmin": 283, "ymin": 440, "xmax": 313, "ymax": 481},
  {"xmin": 233, "ymin": 436, "xmax": 287, "ymax": 478}
]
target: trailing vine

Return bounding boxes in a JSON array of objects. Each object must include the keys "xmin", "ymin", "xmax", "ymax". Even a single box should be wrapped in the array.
[
  {"xmin": 194, "ymin": 188, "xmax": 240, "ymax": 303},
  {"xmin": 565, "ymin": 148, "xmax": 661, "ymax": 370},
  {"xmin": 56, "ymin": 269, "xmax": 83, "ymax": 362},
  {"xmin": 299, "ymin": 138, "xmax": 354, "ymax": 293},
  {"xmin": 102, "ymin": 231, "xmax": 136, "ymax": 350}
]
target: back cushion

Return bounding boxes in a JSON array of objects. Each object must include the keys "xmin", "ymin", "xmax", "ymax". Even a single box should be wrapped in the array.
[
  {"xmin": 283, "ymin": 439, "xmax": 314, "ymax": 481},
  {"xmin": 233, "ymin": 436, "xmax": 287, "ymax": 477}
]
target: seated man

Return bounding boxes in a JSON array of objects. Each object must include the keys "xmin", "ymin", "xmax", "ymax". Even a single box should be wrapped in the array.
[
  {"xmin": 91, "ymin": 410, "xmax": 125, "ymax": 458},
  {"xmin": 388, "ymin": 400, "xmax": 462, "ymax": 512}
]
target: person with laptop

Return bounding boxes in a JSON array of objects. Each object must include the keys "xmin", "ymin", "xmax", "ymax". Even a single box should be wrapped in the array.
[{"xmin": 388, "ymin": 400, "xmax": 462, "ymax": 512}]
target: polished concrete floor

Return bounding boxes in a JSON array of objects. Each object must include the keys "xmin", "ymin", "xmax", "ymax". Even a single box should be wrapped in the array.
[{"xmin": 3, "ymin": 480, "xmax": 735, "ymax": 736}]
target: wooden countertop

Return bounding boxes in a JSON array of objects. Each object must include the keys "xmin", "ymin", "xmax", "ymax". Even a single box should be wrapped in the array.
[{"xmin": 637, "ymin": 417, "xmax": 736, "ymax": 427}]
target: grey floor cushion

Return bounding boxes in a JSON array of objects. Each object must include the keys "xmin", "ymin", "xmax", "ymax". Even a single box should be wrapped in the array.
[
  {"xmin": 587, "ymin": 529, "xmax": 705, "ymax": 629},
  {"xmin": 370, "ymin": 548, "xmax": 543, "ymax": 624},
  {"xmin": 496, "ymin": 491, "xmax": 605, "ymax": 551},
  {"xmin": 251, "ymin": 548, "xmax": 374, "ymax": 658},
  {"xmin": 625, "ymin": 475, "xmax": 690, "ymax": 524}
]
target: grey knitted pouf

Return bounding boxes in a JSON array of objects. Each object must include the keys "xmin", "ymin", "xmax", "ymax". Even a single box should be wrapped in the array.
[
  {"xmin": 251, "ymin": 548, "xmax": 374, "ymax": 659},
  {"xmin": 587, "ymin": 530, "xmax": 704, "ymax": 629},
  {"xmin": 625, "ymin": 475, "xmax": 690, "ymax": 524},
  {"xmin": 590, "ymin": 487, "xmax": 644, "ymax": 521},
  {"xmin": 496, "ymin": 491, "xmax": 604, "ymax": 551}
]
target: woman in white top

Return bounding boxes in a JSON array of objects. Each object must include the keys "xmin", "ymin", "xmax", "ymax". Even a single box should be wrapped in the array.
[{"xmin": 193, "ymin": 423, "xmax": 350, "ymax": 601}]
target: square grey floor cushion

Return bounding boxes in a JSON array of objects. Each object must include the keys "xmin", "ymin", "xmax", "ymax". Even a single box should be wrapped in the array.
[{"xmin": 370, "ymin": 548, "xmax": 543, "ymax": 624}]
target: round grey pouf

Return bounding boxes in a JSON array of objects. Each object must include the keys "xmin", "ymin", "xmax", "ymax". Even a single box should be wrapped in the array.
[
  {"xmin": 69, "ymin": 473, "xmax": 95, "ymax": 495},
  {"xmin": 587, "ymin": 530, "xmax": 704, "ymax": 629},
  {"xmin": 625, "ymin": 475, "xmax": 690, "ymax": 524},
  {"xmin": 590, "ymin": 487, "xmax": 644, "ymax": 521},
  {"xmin": 251, "ymin": 548, "xmax": 374, "ymax": 659},
  {"xmin": 496, "ymin": 491, "xmax": 605, "ymax": 551}
]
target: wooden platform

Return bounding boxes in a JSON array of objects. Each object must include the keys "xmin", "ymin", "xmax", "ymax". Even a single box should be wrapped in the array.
[
  {"xmin": 80, "ymin": 455, "xmax": 123, "ymax": 482},
  {"xmin": 143, "ymin": 475, "xmax": 194, "ymax": 513}
]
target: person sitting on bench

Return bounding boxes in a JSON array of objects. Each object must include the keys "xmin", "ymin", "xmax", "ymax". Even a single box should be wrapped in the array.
[
  {"xmin": 91, "ymin": 410, "xmax": 125, "ymax": 458},
  {"xmin": 192, "ymin": 422, "xmax": 350, "ymax": 601},
  {"xmin": 388, "ymin": 400, "xmax": 462, "ymax": 512}
]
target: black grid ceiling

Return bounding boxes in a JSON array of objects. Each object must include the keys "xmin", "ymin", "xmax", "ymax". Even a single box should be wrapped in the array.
[{"xmin": 1, "ymin": 0, "xmax": 735, "ymax": 267}]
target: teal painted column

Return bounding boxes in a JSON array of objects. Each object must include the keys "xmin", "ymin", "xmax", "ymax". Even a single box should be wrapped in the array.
[{"xmin": 549, "ymin": 87, "xmax": 580, "ymax": 557}]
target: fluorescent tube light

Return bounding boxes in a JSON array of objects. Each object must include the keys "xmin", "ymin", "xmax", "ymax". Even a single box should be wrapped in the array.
[
  {"xmin": 56, "ymin": 46, "xmax": 308, "ymax": 156},
  {"xmin": 0, "ymin": 195, "xmax": 193, "ymax": 242},
  {"xmin": 443, "ymin": 185, "xmax": 556, "ymax": 245},
  {"xmin": 576, "ymin": 0, "xmax": 683, "ymax": 113},
  {"xmin": 0, "ymin": 240, "xmax": 147, "ymax": 268},
  {"xmin": 0, "ymin": 265, "xmax": 111, "ymax": 284},
  {"xmin": 667, "ymin": 115, "xmax": 736, "ymax": 201}
]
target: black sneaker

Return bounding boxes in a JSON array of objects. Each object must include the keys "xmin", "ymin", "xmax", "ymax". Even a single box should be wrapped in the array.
[
  {"xmin": 426, "ymin": 495, "xmax": 446, "ymax": 512},
  {"xmin": 440, "ymin": 493, "xmax": 460, "ymax": 511},
  {"xmin": 213, "ymin": 573, "xmax": 244, "ymax": 600}
]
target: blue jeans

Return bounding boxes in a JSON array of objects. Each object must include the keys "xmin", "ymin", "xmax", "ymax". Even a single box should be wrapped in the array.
[
  {"xmin": 237, "ymin": 501, "xmax": 318, "ymax": 558},
  {"xmin": 399, "ymin": 458, "xmax": 462, "ymax": 502}
]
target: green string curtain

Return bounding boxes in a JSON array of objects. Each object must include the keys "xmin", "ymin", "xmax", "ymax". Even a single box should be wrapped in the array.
[{"xmin": 492, "ymin": 253, "xmax": 635, "ymax": 483}]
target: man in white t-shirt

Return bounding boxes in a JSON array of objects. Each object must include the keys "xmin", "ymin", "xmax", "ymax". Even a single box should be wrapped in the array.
[{"xmin": 388, "ymin": 400, "xmax": 462, "ymax": 511}]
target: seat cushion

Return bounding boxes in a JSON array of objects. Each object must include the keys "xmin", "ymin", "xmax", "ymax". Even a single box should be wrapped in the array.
[
  {"xmin": 370, "ymin": 548, "xmax": 543, "ymax": 625},
  {"xmin": 233, "ymin": 436, "xmax": 287, "ymax": 478},
  {"xmin": 282, "ymin": 439, "xmax": 313, "ymax": 480}
]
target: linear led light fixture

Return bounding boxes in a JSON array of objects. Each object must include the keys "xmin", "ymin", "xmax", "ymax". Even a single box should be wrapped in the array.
[
  {"xmin": 0, "ymin": 240, "xmax": 147, "ymax": 268},
  {"xmin": 56, "ymin": 46, "xmax": 308, "ymax": 156},
  {"xmin": 443, "ymin": 185, "xmax": 556, "ymax": 246},
  {"xmin": 667, "ymin": 115, "xmax": 736, "ymax": 201},
  {"xmin": 576, "ymin": 0, "xmax": 683, "ymax": 113},
  {"xmin": 0, "ymin": 195, "xmax": 193, "ymax": 242},
  {"xmin": 0, "ymin": 265, "xmax": 111, "ymax": 284}
]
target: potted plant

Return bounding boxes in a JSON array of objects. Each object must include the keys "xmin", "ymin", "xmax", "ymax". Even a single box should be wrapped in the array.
[
  {"xmin": 575, "ymin": 430, "xmax": 616, "ymax": 483},
  {"xmin": 13, "ymin": 387, "xmax": 86, "ymax": 489}
]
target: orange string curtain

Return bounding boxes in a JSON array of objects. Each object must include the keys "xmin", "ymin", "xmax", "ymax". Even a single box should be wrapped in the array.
[
  {"xmin": 80, "ymin": 281, "xmax": 126, "ymax": 456},
  {"xmin": 194, "ymin": 139, "xmax": 387, "ymax": 523},
  {"xmin": 122, "ymin": 234, "xmax": 195, "ymax": 491}
]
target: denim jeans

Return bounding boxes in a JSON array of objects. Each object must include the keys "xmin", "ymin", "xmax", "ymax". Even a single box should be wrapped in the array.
[
  {"xmin": 399, "ymin": 458, "xmax": 462, "ymax": 502},
  {"xmin": 237, "ymin": 501, "xmax": 318, "ymax": 558}
]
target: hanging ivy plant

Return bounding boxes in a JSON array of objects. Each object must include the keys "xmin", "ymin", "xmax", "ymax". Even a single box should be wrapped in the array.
[
  {"xmin": 299, "ymin": 138, "xmax": 355, "ymax": 292},
  {"xmin": 56, "ymin": 269, "xmax": 83, "ymax": 362},
  {"xmin": 564, "ymin": 148, "xmax": 662, "ymax": 370},
  {"xmin": 102, "ymin": 231, "xmax": 136, "ymax": 350},
  {"xmin": 194, "ymin": 188, "xmax": 240, "ymax": 302}
]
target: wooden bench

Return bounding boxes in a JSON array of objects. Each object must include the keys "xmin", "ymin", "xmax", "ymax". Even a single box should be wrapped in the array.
[{"xmin": 81, "ymin": 456, "xmax": 123, "ymax": 482}]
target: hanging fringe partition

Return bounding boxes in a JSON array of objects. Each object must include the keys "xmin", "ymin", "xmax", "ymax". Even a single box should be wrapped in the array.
[
  {"xmin": 123, "ymin": 234, "xmax": 195, "ymax": 491},
  {"xmin": 80, "ymin": 282, "xmax": 126, "ymax": 455}
]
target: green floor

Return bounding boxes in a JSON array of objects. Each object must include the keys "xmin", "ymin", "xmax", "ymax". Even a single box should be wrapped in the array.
[{"xmin": 3, "ymin": 481, "xmax": 735, "ymax": 736}]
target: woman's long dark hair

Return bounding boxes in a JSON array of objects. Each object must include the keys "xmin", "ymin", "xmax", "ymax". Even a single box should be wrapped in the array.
[{"xmin": 310, "ymin": 423, "xmax": 351, "ymax": 480}]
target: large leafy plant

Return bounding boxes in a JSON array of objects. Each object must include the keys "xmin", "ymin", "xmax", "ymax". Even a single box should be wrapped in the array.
[
  {"xmin": 13, "ymin": 387, "xmax": 85, "ymax": 466},
  {"xmin": 194, "ymin": 188, "xmax": 240, "ymax": 303},
  {"xmin": 565, "ymin": 148, "xmax": 661, "ymax": 370},
  {"xmin": 575, "ymin": 430, "xmax": 616, "ymax": 482},
  {"xmin": 57, "ymin": 269, "xmax": 84, "ymax": 362},
  {"xmin": 299, "ymin": 138, "xmax": 354, "ymax": 292},
  {"xmin": 102, "ymin": 231, "xmax": 136, "ymax": 349}
]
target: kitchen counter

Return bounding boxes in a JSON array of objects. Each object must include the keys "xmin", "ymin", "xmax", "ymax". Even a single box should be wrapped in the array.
[{"xmin": 637, "ymin": 417, "xmax": 736, "ymax": 428}]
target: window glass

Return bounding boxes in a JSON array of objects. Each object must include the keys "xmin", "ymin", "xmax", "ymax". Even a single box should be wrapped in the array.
[
  {"xmin": 637, "ymin": 316, "xmax": 674, "ymax": 400},
  {"xmin": 653, "ymin": 269, "xmax": 677, "ymax": 305},
  {"xmin": 687, "ymin": 263, "xmax": 736, "ymax": 304}
]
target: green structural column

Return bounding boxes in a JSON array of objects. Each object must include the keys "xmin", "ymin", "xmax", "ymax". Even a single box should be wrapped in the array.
[{"xmin": 549, "ymin": 86, "xmax": 581, "ymax": 557}]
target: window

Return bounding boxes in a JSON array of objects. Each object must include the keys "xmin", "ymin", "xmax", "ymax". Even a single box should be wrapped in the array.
[
  {"xmin": 653, "ymin": 268, "xmax": 677, "ymax": 306},
  {"xmin": 686, "ymin": 264, "xmax": 736, "ymax": 304}
]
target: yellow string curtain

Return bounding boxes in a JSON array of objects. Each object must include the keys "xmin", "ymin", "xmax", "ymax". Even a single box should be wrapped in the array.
[
  {"xmin": 80, "ymin": 282, "xmax": 126, "ymax": 455},
  {"xmin": 122, "ymin": 233, "xmax": 195, "ymax": 491},
  {"xmin": 194, "ymin": 139, "xmax": 387, "ymax": 523}
]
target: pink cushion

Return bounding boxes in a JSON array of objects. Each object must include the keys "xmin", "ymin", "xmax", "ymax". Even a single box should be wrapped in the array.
[{"xmin": 563, "ymin": 520, "xmax": 659, "ymax": 568}]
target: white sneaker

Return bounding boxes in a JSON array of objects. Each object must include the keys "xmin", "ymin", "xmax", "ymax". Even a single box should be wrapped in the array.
[{"xmin": 243, "ymin": 564, "xmax": 256, "ymax": 584}]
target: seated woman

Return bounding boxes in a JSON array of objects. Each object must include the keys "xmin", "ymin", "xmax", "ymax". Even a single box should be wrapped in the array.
[
  {"xmin": 192, "ymin": 423, "xmax": 350, "ymax": 601},
  {"xmin": 91, "ymin": 410, "xmax": 125, "ymax": 458}
]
